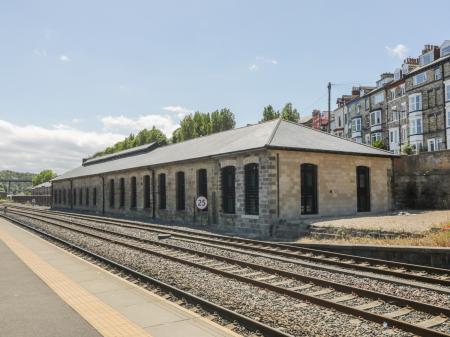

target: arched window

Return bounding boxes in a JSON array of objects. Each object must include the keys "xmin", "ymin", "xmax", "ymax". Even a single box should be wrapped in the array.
[
  {"xmin": 356, "ymin": 166, "xmax": 371, "ymax": 212},
  {"xmin": 143, "ymin": 175, "xmax": 151, "ymax": 209},
  {"xmin": 158, "ymin": 174, "xmax": 166, "ymax": 209},
  {"xmin": 85, "ymin": 187, "xmax": 89, "ymax": 206},
  {"xmin": 109, "ymin": 179, "xmax": 115, "ymax": 207},
  {"xmin": 79, "ymin": 188, "xmax": 82, "ymax": 205},
  {"xmin": 244, "ymin": 163, "xmax": 259, "ymax": 215},
  {"xmin": 119, "ymin": 178, "xmax": 125, "ymax": 207},
  {"xmin": 301, "ymin": 163, "xmax": 318, "ymax": 214},
  {"xmin": 73, "ymin": 189, "xmax": 77, "ymax": 206},
  {"xmin": 176, "ymin": 172, "xmax": 185, "ymax": 210},
  {"xmin": 130, "ymin": 176, "xmax": 137, "ymax": 209},
  {"xmin": 197, "ymin": 169, "xmax": 207, "ymax": 198},
  {"xmin": 63, "ymin": 189, "xmax": 66, "ymax": 205},
  {"xmin": 58, "ymin": 190, "xmax": 62, "ymax": 204},
  {"xmin": 221, "ymin": 166, "xmax": 235, "ymax": 214},
  {"xmin": 93, "ymin": 187, "xmax": 97, "ymax": 206}
]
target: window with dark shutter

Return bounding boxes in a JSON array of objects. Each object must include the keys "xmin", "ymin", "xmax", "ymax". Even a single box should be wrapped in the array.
[
  {"xmin": 197, "ymin": 169, "xmax": 207, "ymax": 198},
  {"xmin": 93, "ymin": 187, "xmax": 97, "ymax": 206},
  {"xmin": 301, "ymin": 163, "xmax": 318, "ymax": 214},
  {"xmin": 79, "ymin": 188, "xmax": 83, "ymax": 205},
  {"xmin": 119, "ymin": 178, "xmax": 125, "ymax": 207},
  {"xmin": 176, "ymin": 171, "xmax": 185, "ymax": 210},
  {"xmin": 244, "ymin": 163, "xmax": 259, "ymax": 215},
  {"xmin": 109, "ymin": 179, "xmax": 115, "ymax": 207},
  {"xmin": 143, "ymin": 175, "xmax": 150, "ymax": 209},
  {"xmin": 159, "ymin": 174, "xmax": 166, "ymax": 209},
  {"xmin": 221, "ymin": 166, "xmax": 235, "ymax": 214},
  {"xmin": 131, "ymin": 176, "xmax": 137, "ymax": 208},
  {"xmin": 85, "ymin": 187, "xmax": 89, "ymax": 206}
]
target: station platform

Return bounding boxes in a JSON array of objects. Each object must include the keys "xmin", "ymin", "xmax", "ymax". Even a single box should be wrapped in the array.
[{"xmin": 0, "ymin": 218, "xmax": 239, "ymax": 337}]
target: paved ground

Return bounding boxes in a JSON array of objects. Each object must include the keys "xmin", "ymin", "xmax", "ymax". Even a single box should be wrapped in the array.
[
  {"xmin": 304, "ymin": 210, "xmax": 450, "ymax": 233},
  {"xmin": 0, "ymin": 218, "xmax": 239, "ymax": 337},
  {"xmin": 0, "ymin": 240, "xmax": 103, "ymax": 337}
]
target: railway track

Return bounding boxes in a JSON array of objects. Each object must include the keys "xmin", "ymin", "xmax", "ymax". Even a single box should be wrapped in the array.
[
  {"xmin": 7, "ymin": 204, "xmax": 449, "ymax": 288},
  {"xmin": 3, "ymin": 208, "xmax": 450, "ymax": 337}
]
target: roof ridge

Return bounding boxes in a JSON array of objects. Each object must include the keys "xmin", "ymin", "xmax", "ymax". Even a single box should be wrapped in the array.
[{"xmin": 266, "ymin": 118, "xmax": 282, "ymax": 146}]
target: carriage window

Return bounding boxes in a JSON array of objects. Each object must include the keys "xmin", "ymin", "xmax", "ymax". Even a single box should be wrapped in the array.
[
  {"xmin": 130, "ymin": 176, "xmax": 137, "ymax": 208},
  {"xmin": 109, "ymin": 179, "xmax": 115, "ymax": 207},
  {"xmin": 244, "ymin": 163, "xmax": 259, "ymax": 215},
  {"xmin": 159, "ymin": 174, "xmax": 166, "ymax": 209},
  {"xmin": 176, "ymin": 172, "xmax": 185, "ymax": 210},
  {"xmin": 143, "ymin": 175, "xmax": 150, "ymax": 209},
  {"xmin": 221, "ymin": 166, "xmax": 235, "ymax": 214},
  {"xmin": 301, "ymin": 163, "xmax": 318, "ymax": 214},
  {"xmin": 119, "ymin": 178, "xmax": 125, "ymax": 207}
]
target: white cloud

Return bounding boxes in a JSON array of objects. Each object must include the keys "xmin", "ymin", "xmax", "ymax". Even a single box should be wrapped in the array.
[
  {"xmin": 248, "ymin": 56, "xmax": 278, "ymax": 71},
  {"xmin": 59, "ymin": 55, "xmax": 71, "ymax": 63},
  {"xmin": 33, "ymin": 48, "xmax": 47, "ymax": 57},
  {"xmin": 0, "ymin": 119, "xmax": 124, "ymax": 173},
  {"xmin": 385, "ymin": 44, "xmax": 408, "ymax": 59},
  {"xmin": 162, "ymin": 105, "xmax": 193, "ymax": 119},
  {"xmin": 248, "ymin": 64, "xmax": 258, "ymax": 71},
  {"xmin": 100, "ymin": 114, "xmax": 179, "ymax": 136}
]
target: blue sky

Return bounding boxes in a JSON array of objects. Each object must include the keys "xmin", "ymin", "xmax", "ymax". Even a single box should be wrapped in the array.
[{"xmin": 1, "ymin": 0, "xmax": 449, "ymax": 173}]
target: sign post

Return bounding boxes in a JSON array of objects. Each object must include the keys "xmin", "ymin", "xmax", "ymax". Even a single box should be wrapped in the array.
[{"xmin": 195, "ymin": 196, "xmax": 208, "ymax": 226}]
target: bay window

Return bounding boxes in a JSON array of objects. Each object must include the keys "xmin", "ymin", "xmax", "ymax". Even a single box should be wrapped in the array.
[
  {"xmin": 409, "ymin": 94, "xmax": 422, "ymax": 112},
  {"xmin": 413, "ymin": 72, "xmax": 427, "ymax": 86},
  {"xmin": 370, "ymin": 110, "xmax": 381, "ymax": 126},
  {"xmin": 409, "ymin": 117, "xmax": 423, "ymax": 135}
]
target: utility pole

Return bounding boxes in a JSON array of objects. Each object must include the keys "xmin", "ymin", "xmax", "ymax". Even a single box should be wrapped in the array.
[{"xmin": 327, "ymin": 82, "xmax": 331, "ymax": 133}]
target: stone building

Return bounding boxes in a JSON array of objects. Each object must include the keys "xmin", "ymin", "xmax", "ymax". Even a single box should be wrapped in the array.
[
  {"xmin": 52, "ymin": 119, "xmax": 395, "ymax": 238},
  {"xmin": 32, "ymin": 181, "xmax": 52, "ymax": 196},
  {"xmin": 331, "ymin": 40, "xmax": 450, "ymax": 154}
]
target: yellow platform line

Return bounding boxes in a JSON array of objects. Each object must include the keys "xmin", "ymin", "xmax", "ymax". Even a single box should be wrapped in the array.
[{"xmin": 0, "ymin": 228, "xmax": 153, "ymax": 337}]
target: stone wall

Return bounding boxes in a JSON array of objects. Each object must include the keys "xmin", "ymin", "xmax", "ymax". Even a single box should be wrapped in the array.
[
  {"xmin": 52, "ymin": 149, "xmax": 394, "ymax": 238},
  {"xmin": 393, "ymin": 150, "xmax": 450, "ymax": 209}
]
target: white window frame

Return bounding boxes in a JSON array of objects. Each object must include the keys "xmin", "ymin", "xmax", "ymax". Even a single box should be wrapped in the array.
[
  {"xmin": 447, "ymin": 109, "xmax": 450, "ymax": 128},
  {"xmin": 351, "ymin": 118, "xmax": 361, "ymax": 132},
  {"xmin": 400, "ymin": 84, "xmax": 405, "ymax": 96},
  {"xmin": 409, "ymin": 93, "xmax": 422, "ymax": 112},
  {"xmin": 389, "ymin": 128, "xmax": 399, "ymax": 145},
  {"xmin": 413, "ymin": 72, "xmax": 427, "ymax": 86},
  {"xmin": 390, "ymin": 88, "xmax": 396, "ymax": 101},
  {"xmin": 435, "ymin": 67, "xmax": 442, "ymax": 81},
  {"xmin": 371, "ymin": 92, "xmax": 385, "ymax": 105},
  {"xmin": 370, "ymin": 110, "xmax": 381, "ymax": 126},
  {"xmin": 371, "ymin": 132, "xmax": 382, "ymax": 143},
  {"xmin": 401, "ymin": 125, "xmax": 408, "ymax": 144},
  {"xmin": 365, "ymin": 133, "xmax": 371, "ymax": 144},
  {"xmin": 409, "ymin": 117, "xmax": 423, "ymax": 135},
  {"xmin": 419, "ymin": 51, "xmax": 434, "ymax": 66},
  {"xmin": 428, "ymin": 138, "xmax": 436, "ymax": 152},
  {"xmin": 445, "ymin": 82, "xmax": 450, "ymax": 102}
]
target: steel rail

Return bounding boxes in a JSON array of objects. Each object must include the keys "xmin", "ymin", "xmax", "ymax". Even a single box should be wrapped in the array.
[
  {"xmin": 0, "ymin": 214, "xmax": 293, "ymax": 337},
  {"xmin": 8, "ymin": 205, "xmax": 449, "ymax": 287},
  {"xmin": 4, "ymin": 211, "xmax": 450, "ymax": 337}
]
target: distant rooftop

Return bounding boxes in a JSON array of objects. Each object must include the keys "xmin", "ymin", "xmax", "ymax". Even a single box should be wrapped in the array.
[{"xmin": 82, "ymin": 142, "xmax": 159, "ymax": 166}]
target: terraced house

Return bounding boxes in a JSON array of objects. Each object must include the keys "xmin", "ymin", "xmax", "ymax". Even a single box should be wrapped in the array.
[
  {"xmin": 51, "ymin": 119, "xmax": 395, "ymax": 238},
  {"xmin": 331, "ymin": 40, "xmax": 450, "ymax": 154}
]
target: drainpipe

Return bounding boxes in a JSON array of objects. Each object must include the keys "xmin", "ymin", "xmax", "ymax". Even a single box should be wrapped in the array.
[
  {"xmin": 101, "ymin": 176, "xmax": 105, "ymax": 215},
  {"xmin": 151, "ymin": 169, "xmax": 156, "ymax": 219}
]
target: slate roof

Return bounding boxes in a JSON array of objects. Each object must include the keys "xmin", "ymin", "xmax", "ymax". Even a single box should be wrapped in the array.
[
  {"xmin": 83, "ymin": 142, "xmax": 158, "ymax": 166},
  {"xmin": 53, "ymin": 119, "xmax": 395, "ymax": 181},
  {"xmin": 32, "ymin": 181, "xmax": 52, "ymax": 189}
]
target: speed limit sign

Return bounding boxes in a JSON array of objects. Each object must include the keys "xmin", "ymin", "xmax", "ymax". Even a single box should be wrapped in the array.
[{"xmin": 196, "ymin": 196, "xmax": 208, "ymax": 210}]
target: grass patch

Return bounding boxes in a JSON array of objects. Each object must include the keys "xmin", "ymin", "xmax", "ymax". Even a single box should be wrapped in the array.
[{"xmin": 300, "ymin": 223, "xmax": 450, "ymax": 247}]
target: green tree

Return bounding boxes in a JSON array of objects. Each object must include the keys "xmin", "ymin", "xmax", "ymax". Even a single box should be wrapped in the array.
[
  {"xmin": 280, "ymin": 103, "xmax": 300, "ymax": 122},
  {"xmin": 32, "ymin": 169, "xmax": 57, "ymax": 186},
  {"xmin": 93, "ymin": 127, "xmax": 168, "ymax": 158},
  {"xmin": 372, "ymin": 139, "xmax": 387, "ymax": 150},
  {"xmin": 261, "ymin": 105, "xmax": 280, "ymax": 122}
]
